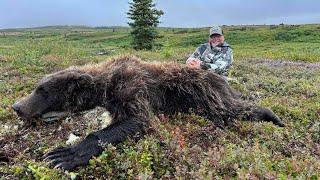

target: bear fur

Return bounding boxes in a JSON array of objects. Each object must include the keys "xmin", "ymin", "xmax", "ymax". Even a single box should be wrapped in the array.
[{"xmin": 12, "ymin": 56, "xmax": 284, "ymax": 170}]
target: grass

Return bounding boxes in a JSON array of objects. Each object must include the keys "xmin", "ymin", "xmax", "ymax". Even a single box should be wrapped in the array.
[{"xmin": 0, "ymin": 24, "xmax": 319, "ymax": 179}]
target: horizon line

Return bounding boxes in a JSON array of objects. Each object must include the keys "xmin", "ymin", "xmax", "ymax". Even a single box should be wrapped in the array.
[{"xmin": 1, "ymin": 23, "xmax": 319, "ymax": 31}]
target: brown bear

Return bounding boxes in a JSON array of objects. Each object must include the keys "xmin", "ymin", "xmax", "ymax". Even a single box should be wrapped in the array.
[{"xmin": 12, "ymin": 56, "xmax": 284, "ymax": 170}]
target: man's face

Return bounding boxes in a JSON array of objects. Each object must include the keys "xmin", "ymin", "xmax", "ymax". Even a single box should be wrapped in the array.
[{"xmin": 209, "ymin": 34, "xmax": 224, "ymax": 44}]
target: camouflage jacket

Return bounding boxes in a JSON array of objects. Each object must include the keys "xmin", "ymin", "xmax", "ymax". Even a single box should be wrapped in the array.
[{"xmin": 188, "ymin": 42, "xmax": 233, "ymax": 76}]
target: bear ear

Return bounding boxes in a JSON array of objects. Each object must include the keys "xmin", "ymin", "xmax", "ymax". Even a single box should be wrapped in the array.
[{"xmin": 78, "ymin": 73, "xmax": 93, "ymax": 86}]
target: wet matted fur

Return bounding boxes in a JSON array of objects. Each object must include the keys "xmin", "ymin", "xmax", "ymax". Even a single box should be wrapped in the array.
[{"xmin": 12, "ymin": 56, "xmax": 284, "ymax": 170}]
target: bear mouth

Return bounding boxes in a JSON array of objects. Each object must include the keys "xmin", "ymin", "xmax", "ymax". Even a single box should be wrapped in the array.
[{"xmin": 41, "ymin": 111, "xmax": 69, "ymax": 122}]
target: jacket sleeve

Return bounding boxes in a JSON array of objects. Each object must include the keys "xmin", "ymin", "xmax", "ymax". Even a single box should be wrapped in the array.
[
  {"xmin": 187, "ymin": 44, "xmax": 207, "ymax": 62},
  {"xmin": 203, "ymin": 47, "xmax": 233, "ymax": 75}
]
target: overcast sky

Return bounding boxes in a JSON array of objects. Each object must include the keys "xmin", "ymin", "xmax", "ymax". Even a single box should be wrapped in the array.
[{"xmin": 0, "ymin": 0, "xmax": 319, "ymax": 29}]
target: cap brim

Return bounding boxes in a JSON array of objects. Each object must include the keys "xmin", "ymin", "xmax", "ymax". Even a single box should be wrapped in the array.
[{"xmin": 210, "ymin": 32, "xmax": 223, "ymax": 36}]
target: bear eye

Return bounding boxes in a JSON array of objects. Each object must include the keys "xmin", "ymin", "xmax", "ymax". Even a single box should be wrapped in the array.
[
  {"xmin": 36, "ymin": 86, "xmax": 48, "ymax": 96},
  {"xmin": 37, "ymin": 86, "xmax": 44, "ymax": 92}
]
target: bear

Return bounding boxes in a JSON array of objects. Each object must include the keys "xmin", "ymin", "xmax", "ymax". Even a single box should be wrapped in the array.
[{"xmin": 12, "ymin": 56, "xmax": 284, "ymax": 170}]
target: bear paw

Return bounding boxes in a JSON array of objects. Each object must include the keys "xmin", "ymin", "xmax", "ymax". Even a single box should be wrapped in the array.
[{"xmin": 44, "ymin": 136, "xmax": 102, "ymax": 170}]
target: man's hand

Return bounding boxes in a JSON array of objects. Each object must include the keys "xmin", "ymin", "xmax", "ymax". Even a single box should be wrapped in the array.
[{"xmin": 186, "ymin": 58, "xmax": 201, "ymax": 68}]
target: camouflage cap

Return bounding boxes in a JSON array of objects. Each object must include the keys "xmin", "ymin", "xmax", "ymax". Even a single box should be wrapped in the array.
[{"xmin": 209, "ymin": 26, "xmax": 223, "ymax": 36}]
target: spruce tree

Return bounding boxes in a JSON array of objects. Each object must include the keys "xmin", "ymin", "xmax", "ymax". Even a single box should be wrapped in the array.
[{"xmin": 127, "ymin": 0, "xmax": 163, "ymax": 50}]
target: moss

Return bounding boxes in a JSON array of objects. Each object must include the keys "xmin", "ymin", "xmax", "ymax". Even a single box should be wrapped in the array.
[{"xmin": 0, "ymin": 25, "xmax": 320, "ymax": 179}]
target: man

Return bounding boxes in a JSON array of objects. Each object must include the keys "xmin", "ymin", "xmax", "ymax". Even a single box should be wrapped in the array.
[{"xmin": 186, "ymin": 26, "xmax": 233, "ymax": 76}]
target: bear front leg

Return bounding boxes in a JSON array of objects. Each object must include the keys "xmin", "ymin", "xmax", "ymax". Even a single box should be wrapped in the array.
[
  {"xmin": 44, "ymin": 133, "xmax": 102, "ymax": 170},
  {"xmin": 44, "ymin": 119, "xmax": 146, "ymax": 170}
]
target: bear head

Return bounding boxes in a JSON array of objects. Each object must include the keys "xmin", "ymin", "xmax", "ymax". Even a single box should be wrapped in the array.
[{"xmin": 12, "ymin": 69, "xmax": 95, "ymax": 123}]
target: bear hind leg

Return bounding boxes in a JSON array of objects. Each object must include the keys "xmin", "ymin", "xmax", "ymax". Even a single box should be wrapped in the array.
[{"xmin": 250, "ymin": 107, "xmax": 285, "ymax": 127}]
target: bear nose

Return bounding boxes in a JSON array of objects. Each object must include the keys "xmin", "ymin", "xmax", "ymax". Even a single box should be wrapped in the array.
[{"xmin": 12, "ymin": 102, "xmax": 21, "ymax": 114}]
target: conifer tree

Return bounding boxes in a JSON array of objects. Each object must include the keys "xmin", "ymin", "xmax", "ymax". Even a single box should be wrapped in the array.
[{"xmin": 127, "ymin": 0, "xmax": 163, "ymax": 50}]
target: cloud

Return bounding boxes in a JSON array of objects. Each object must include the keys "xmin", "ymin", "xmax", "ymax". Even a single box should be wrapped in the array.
[
  {"xmin": 157, "ymin": 0, "xmax": 320, "ymax": 26},
  {"xmin": 0, "ymin": 0, "xmax": 319, "ymax": 29}
]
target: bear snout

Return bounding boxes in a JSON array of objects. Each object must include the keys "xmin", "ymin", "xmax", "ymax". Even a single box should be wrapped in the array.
[
  {"xmin": 12, "ymin": 102, "xmax": 23, "ymax": 116},
  {"xmin": 12, "ymin": 100, "xmax": 34, "ymax": 119}
]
